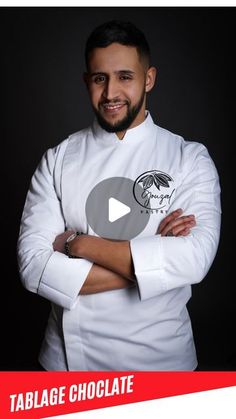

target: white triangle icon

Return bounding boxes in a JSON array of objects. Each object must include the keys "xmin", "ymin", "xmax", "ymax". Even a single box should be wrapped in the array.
[{"xmin": 108, "ymin": 197, "xmax": 131, "ymax": 223}]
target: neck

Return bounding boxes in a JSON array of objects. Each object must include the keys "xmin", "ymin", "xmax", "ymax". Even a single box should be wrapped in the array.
[
  {"xmin": 116, "ymin": 130, "xmax": 126, "ymax": 140},
  {"xmin": 115, "ymin": 107, "xmax": 147, "ymax": 140}
]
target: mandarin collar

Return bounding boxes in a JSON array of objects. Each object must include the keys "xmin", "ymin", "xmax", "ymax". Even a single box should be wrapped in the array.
[{"xmin": 91, "ymin": 111, "xmax": 155, "ymax": 144}]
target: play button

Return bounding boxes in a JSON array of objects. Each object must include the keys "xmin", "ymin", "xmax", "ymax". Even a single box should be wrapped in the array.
[
  {"xmin": 85, "ymin": 177, "xmax": 150, "ymax": 240},
  {"xmin": 108, "ymin": 197, "xmax": 131, "ymax": 222}
]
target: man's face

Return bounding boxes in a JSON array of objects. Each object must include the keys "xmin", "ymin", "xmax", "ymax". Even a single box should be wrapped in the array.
[{"xmin": 85, "ymin": 43, "xmax": 156, "ymax": 137}]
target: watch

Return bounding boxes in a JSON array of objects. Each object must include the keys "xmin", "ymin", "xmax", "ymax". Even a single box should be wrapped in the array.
[{"xmin": 65, "ymin": 231, "xmax": 83, "ymax": 258}]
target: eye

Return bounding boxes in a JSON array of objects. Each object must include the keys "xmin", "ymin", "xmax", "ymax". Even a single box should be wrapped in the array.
[
  {"xmin": 120, "ymin": 75, "xmax": 132, "ymax": 81},
  {"xmin": 93, "ymin": 75, "xmax": 106, "ymax": 84}
]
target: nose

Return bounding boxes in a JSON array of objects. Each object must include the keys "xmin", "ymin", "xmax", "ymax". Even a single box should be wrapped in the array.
[{"xmin": 102, "ymin": 77, "xmax": 120, "ymax": 101}]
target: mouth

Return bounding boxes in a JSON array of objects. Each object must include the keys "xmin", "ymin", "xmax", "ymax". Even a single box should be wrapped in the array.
[{"xmin": 101, "ymin": 102, "xmax": 127, "ymax": 114}]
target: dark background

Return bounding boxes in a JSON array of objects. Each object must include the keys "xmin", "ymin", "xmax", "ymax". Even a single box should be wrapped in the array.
[{"xmin": 1, "ymin": 7, "xmax": 235, "ymax": 370}]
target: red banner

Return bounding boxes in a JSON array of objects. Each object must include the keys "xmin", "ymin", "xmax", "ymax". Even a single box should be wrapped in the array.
[{"xmin": 0, "ymin": 372, "xmax": 235, "ymax": 419}]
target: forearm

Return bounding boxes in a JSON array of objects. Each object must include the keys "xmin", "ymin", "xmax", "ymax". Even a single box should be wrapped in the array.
[
  {"xmin": 79, "ymin": 263, "xmax": 135, "ymax": 295},
  {"xmin": 69, "ymin": 236, "xmax": 135, "ymax": 281},
  {"xmin": 67, "ymin": 211, "xmax": 195, "ymax": 281},
  {"xmin": 52, "ymin": 210, "xmax": 197, "ymax": 299}
]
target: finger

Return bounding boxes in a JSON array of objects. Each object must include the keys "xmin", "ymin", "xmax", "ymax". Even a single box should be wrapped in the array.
[
  {"xmin": 161, "ymin": 217, "xmax": 196, "ymax": 236},
  {"xmin": 176, "ymin": 228, "xmax": 191, "ymax": 237},
  {"xmin": 172, "ymin": 221, "xmax": 196, "ymax": 236},
  {"xmin": 157, "ymin": 209, "xmax": 183, "ymax": 233},
  {"xmin": 176, "ymin": 221, "xmax": 197, "ymax": 236},
  {"xmin": 161, "ymin": 219, "xmax": 196, "ymax": 236}
]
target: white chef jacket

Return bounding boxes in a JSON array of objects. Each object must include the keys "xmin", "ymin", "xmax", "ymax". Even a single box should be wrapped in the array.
[{"xmin": 17, "ymin": 112, "xmax": 221, "ymax": 371}]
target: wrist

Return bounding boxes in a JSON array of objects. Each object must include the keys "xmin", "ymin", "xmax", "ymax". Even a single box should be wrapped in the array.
[{"xmin": 65, "ymin": 232, "xmax": 84, "ymax": 258}]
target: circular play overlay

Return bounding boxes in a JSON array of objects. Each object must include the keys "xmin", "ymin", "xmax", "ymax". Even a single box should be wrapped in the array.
[{"xmin": 85, "ymin": 177, "xmax": 150, "ymax": 240}]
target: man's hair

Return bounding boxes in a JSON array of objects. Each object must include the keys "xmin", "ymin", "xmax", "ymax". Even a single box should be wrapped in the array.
[{"xmin": 85, "ymin": 20, "xmax": 151, "ymax": 70}]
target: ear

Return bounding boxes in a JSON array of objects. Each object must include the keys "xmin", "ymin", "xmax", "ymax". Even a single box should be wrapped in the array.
[{"xmin": 145, "ymin": 66, "xmax": 157, "ymax": 93}]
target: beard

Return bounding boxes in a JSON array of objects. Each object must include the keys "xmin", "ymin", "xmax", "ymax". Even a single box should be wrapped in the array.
[{"xmin": 93, "ymin": 87, "xmax": 146, "ymax": 133}]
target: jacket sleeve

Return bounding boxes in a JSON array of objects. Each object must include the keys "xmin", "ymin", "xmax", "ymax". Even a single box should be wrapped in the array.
[
  {"xmin": 17, "ymin": 145, "xmax": 92, "ymax": 310},
  {"xmin": 130, "ymin": 143, "xmax": 221, "ymax": 301}
]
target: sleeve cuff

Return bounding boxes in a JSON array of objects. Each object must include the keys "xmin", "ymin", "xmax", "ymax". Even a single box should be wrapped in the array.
[
  {"xmin": 130, "ymin": 235, "xmax": 166, "ymax": 301},
  {"xmin": 38, "ymin": 251, "xmax": 93, "ymax": 309}
]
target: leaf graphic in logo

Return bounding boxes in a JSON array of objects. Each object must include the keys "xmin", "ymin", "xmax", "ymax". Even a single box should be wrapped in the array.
[
  {"xmin": 153, "ymin": 173, "xmax": 172, "ymax": 190},
  {"xmin": 138, "ymin": 174, "xmax": 151, "ymax": 183},
  {"xmin": 138, "ymin": 174, "xmax": 154, "ymax": 189}
]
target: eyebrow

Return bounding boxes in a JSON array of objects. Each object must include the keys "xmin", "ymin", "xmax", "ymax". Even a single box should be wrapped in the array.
[{"xmin": 90, "ymin": 70, "xmax": 135, "ymax": 77}]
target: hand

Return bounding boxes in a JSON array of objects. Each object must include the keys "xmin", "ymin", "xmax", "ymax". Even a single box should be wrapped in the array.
[
  {"xmin": 53, "ymin": 230, "xmax": 74, "ymax": 253},
  {"xmin": 157, "ymin": 209, "xmax": 196, "ymax": 237}
]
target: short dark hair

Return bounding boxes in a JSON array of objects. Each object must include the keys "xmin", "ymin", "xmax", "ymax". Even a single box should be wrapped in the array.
[{"xmin": 85, "ymin": 20, "xmax": 151, "ymax": 70}]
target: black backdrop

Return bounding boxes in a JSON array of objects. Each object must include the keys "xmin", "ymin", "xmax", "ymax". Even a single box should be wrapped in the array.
[{"xmin": 1, "ymin": 7, "xmax": 235, "ymax": 370}]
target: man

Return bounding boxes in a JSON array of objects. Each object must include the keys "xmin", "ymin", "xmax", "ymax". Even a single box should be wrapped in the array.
[{"xmin": 17, "ymin": 20, "xmax": 221, "ymax": 371}]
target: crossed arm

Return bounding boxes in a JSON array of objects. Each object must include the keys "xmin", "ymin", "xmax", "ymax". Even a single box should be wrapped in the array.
[{"xmin": 53, "ymin": 209, "xmax": 196, "ymax": 295}]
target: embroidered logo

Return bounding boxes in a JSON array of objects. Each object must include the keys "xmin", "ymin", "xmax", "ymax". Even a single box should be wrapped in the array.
[{"xmin": 133, "ymin": 170, "xmax": 175, "ymax": 210}]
